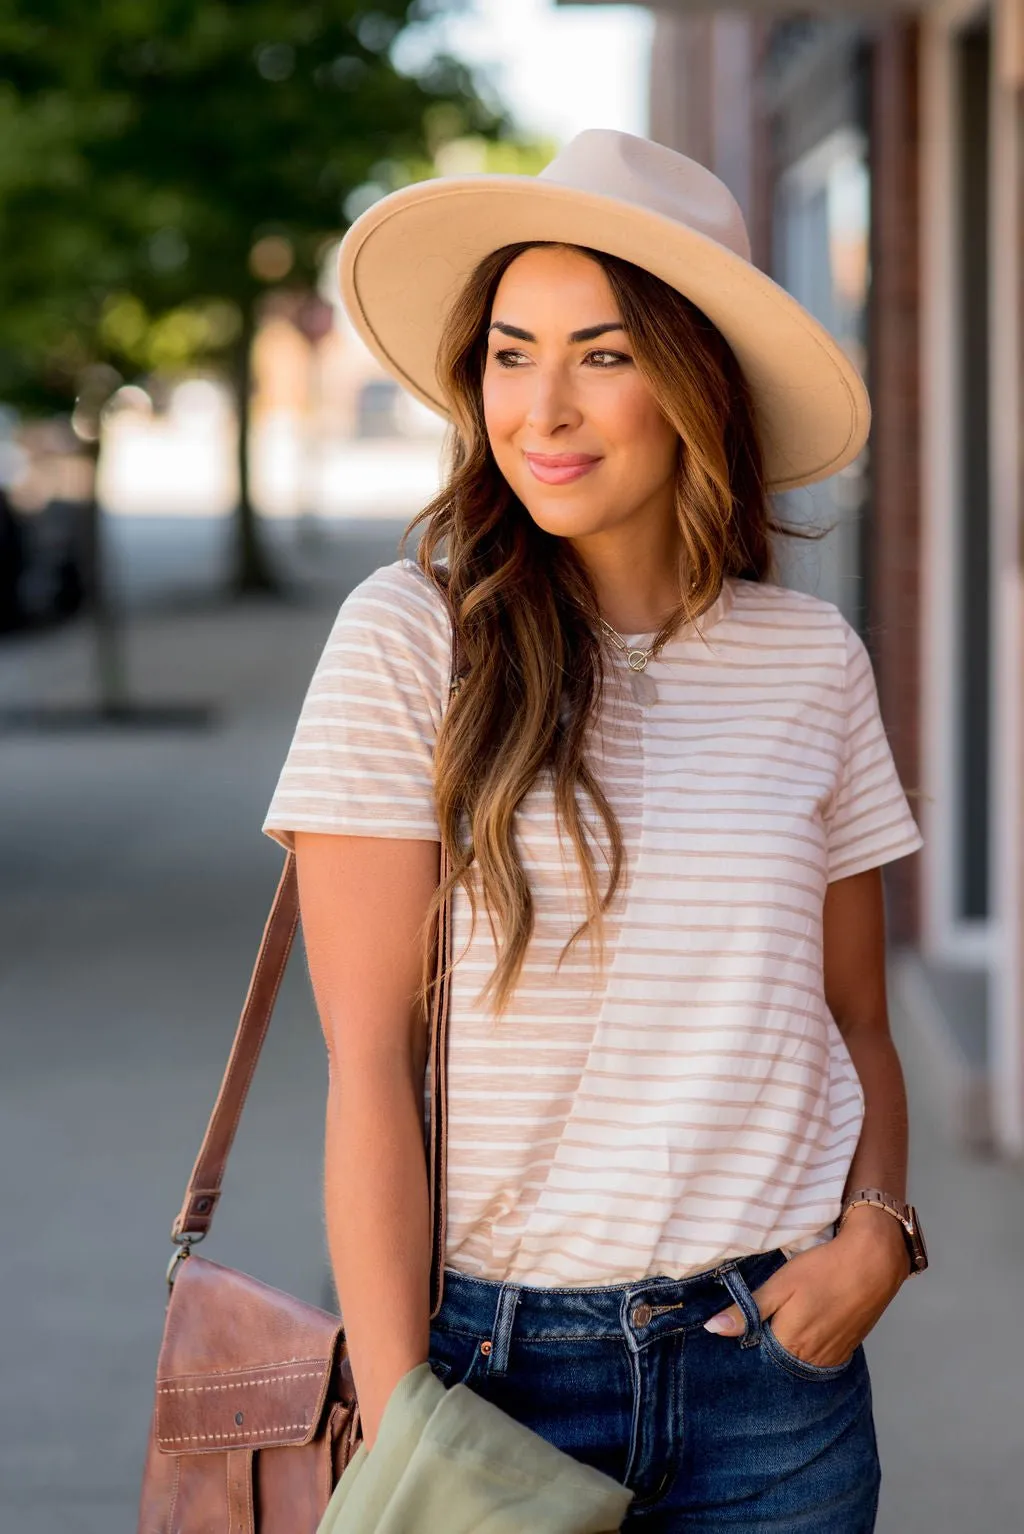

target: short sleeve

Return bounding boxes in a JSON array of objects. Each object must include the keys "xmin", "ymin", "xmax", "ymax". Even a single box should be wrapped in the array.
[
  {"xmin": 824, "ymin": 621, "xmax": 924, "ymax": 882},
  {"xmin": 262, "ymin": 560, "xmax": 452, "ymax": 851}
]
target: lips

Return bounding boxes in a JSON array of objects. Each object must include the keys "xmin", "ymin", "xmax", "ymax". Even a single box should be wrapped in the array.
[{"xmin": 524, "ymin": 452, "xmax": 602, "ymax": 485}]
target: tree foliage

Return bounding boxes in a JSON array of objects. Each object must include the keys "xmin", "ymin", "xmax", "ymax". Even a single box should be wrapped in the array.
[
  {"xmin": 0, "ymin": 1, "xmax": 508, "ymax": 585},
  {"xmin": 0, "ymin": 1, "xmax": 504, "ymax": 395}
]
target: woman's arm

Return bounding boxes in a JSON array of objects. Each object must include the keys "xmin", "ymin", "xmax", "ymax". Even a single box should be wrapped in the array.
[
  {"xmin": 293, "ymin": 829, "xmax": 441, "ymax": 1449},
  {"xmin": 705, "ymin": 866, "xmax": 912, "ymax": 1360},
  {"xmin": 821, "ymin": 864, "xmax": 912, "ymax": 1267}
]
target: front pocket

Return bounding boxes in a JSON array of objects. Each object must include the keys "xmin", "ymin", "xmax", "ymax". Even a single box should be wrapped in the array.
[
  {"xmin": 428, "ymin": 1330, "xmax": 488, "ymax": 1388},
  {"xmin": 761, "ymin": 1318, "xmax": 858, "ymax": 1381}
]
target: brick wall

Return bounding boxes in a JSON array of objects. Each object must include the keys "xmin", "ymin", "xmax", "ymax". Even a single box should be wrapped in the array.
[
  {"xmin": 867, "ymin": 24, "xmax": 923, "ymax": 945},
  {"xmin": 652, "ymin": 14, "xmax": 925, "ymax": 942},
  {"xmin": 648, "ymin": 14, "xmax": 713, "ymax": 165}
]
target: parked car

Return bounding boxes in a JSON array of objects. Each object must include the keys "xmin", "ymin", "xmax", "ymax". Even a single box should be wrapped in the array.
[
  {"xmin": 0, "ymin": 416, "xmax": 90, "ymax": 634},
  {"xmin": 1, "ymin": 493, "xmax": 88, "ymax": 631}
]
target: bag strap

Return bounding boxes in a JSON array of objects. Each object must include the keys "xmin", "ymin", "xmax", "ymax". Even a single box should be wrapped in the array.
[
  {"xmin": 171, "ymin": 591, "xmax": 463, "ymax": 1322},
  {"xmin": 169, "ymin": 849, "xmax": 303, "ymax": 1249},
  {"xmin": 427, "ymin": 823, "xmax": 455, "ymax": 1316}
]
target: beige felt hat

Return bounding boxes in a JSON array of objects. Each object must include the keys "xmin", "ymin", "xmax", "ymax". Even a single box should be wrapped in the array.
[{"xmin": 337, "ymin": 129, "xmax": 870, "ymax": 493}]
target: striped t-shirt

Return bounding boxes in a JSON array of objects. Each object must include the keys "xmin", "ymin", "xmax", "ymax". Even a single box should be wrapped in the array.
[{"xmin": 263, "ymin": 558, "xmax": 923, "ymax": 1286}]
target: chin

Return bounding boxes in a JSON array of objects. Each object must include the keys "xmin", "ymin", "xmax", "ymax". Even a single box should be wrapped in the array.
[
  {"xmin": 518, "ymin": 499, "xmax": 613, "ymax": 539},
  {"xmin": 507, "ymin": 480, "xmax": 611, "ymax": 534}
]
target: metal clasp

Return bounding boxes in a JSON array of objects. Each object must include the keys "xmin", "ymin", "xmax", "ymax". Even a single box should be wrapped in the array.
[{"xmin": 166, "ymin": 1230, "xmax": 205, "ymax": 1292}]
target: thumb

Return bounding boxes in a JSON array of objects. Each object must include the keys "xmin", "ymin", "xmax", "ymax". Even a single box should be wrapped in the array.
[
  {"xmin": 703, "ymin": 1302, "xmax": 744, "ymax": 1336},
  {"xmin": 703, "ymin": 1277, "xmax": 783, "ymax": 1337}
]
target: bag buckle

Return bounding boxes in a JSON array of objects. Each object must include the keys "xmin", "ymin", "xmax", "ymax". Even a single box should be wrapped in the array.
[{"xmin": 166, "ymin": 1231, "xmax": 204, "ymax": 1292}]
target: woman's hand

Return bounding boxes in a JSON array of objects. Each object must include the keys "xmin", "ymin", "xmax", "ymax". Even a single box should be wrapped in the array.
[{"xmin": 704, "ymin": 1206, "xmax": 910, "ymax": 1368}]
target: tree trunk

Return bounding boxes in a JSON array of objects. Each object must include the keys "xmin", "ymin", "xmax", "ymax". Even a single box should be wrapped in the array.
[
  {"xmin": 83, "ymin": 436, "xmax": 130, "ymax": 714},
  {"xmin": 233, "ymin": 303, "xmax": 279, "ymax": 594}
]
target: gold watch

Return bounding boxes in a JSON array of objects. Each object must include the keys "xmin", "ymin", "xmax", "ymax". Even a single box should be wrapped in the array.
[{"xmin": 836, "ymin": 1187, "xmax": 929, "ymax": 1277}]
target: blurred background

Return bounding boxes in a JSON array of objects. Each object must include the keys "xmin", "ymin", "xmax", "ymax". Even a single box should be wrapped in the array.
[{"xmin": 1, "ymin": 1, "xmax": 1022, "ymax": 1529}]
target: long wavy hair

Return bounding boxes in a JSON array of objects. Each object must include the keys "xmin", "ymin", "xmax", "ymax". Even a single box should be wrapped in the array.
[{"xmin": 402, "ymin": 240, "xmax": 813, "ymax": 1019}]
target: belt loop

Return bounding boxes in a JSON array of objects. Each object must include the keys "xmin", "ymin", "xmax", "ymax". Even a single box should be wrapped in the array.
[
  {"xmin": 717, "ymin": 1261, "xmax": 762, "ymax": 1349},
  {"xmin": 486, "ymin": 1283, "xmax": 521, "ymax": 1376}
]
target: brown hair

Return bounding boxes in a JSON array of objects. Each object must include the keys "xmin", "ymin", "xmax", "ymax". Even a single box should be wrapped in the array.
[{"xmin": 401, "ymin": 241, "xmax": 811, "ymax": 1018}]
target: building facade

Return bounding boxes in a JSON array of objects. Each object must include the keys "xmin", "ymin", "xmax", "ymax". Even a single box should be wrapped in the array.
[{"xmin": 563, "ymin": 0, "xmax": 1024, "ymax": 1157}]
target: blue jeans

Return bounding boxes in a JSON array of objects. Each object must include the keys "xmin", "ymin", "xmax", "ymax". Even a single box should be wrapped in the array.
[{"xmin": 429, "ymin": 1247, "xmax": 880, "ymax": 1531}]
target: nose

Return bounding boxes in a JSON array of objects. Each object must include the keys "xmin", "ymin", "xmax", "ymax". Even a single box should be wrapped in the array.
[{"xmin": 525, "ymin": 365, "xmax": 582, "ymax": 437}]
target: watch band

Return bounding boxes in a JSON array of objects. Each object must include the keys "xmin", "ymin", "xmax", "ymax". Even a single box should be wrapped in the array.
[{"xmin": 837, "ymin": 1187, "xmax": 929, "ymax": 1277}]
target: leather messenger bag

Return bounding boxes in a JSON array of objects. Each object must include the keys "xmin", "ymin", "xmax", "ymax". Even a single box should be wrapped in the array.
[{"xmin": 137, "ymin": 658, "xmax": 461, "ymax": 1533}]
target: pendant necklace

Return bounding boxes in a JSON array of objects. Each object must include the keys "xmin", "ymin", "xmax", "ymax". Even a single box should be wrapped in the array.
[{"xmin": 598, "ymin": 619, "xmax": 665, "ymax": 705}]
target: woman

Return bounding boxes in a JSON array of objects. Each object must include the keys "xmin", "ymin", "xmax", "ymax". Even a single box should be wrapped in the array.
[{"xmin": 264, "ymin": 131, "xmax": 926, "ymax": 1532}]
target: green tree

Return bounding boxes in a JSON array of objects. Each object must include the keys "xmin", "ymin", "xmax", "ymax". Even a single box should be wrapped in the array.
[{"xmin": 0, "ymin": 0, "xmax": 507, "ymax": 596}]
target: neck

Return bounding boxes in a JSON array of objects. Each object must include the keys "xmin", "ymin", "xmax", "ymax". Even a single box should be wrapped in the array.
[{"xmin": 571, "ymin": 515, "xmax": 685, "ymax": 635}]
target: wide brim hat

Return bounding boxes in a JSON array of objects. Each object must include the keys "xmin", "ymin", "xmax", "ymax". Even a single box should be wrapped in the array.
[{"xmin": 337, "ymin": 129, "xmax": 870, "ymax": 493}]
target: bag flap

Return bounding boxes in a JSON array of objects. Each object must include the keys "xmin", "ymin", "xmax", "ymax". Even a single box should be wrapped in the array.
[{"xmin": 155, "ymin": 1253, "xmax": 347, "ymax": 1453}]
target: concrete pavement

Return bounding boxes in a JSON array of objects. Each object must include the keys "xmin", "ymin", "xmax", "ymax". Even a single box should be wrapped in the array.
[
  {"xmin": 0, "ymin": 522, "xmax": 405, "ymax": 1533},
  {"xmin": 1, "ymin": 518, "xmax": 1021, "ymax": 1531}
]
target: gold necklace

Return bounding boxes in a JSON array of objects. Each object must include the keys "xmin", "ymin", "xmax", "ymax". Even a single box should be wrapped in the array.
[
  {"xmin": 598, "ymin": 619, "xmax": 666, "ymax": 704},
  {"xmin": 597, "ymin": 619, "xmax": 666, "ymax": 672}
]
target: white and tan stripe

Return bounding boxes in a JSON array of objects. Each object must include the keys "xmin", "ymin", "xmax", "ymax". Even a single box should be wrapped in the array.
[{"xmin": 265, "ymin": 559, "xmax": 923, "ymax": 1286}]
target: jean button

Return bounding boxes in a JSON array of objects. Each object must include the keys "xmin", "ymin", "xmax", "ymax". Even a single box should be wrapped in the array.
[{"xmin": 631, "ymin": 1302, "xmax": 653, "ymax": 1328}]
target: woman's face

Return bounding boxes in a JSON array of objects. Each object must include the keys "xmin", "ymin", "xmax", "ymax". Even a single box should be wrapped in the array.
[{"xmin": 481, "ymin": 245, "xmax": 680, "ymax": 544}]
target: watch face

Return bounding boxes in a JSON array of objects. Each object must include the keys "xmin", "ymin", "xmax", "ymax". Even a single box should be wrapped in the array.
[{"xmin": 908, "ymin": 1208, "xmax": 928, "ymax": 1272}]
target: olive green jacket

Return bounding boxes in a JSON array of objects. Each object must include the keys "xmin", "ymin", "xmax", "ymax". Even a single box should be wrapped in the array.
[{"xmin": 317, "ymin": 1363, "xmax": 633, "ymax": 1534}]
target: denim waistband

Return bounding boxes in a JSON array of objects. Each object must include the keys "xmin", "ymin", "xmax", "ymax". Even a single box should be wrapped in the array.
[{"xmin": 434, "ymin": 1248, "xmax": 789, "ymax": 1345}]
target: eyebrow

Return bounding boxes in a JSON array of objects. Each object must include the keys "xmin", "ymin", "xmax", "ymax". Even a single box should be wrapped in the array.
[{"xmin": 487, "ymin": 321, "xmax": 626, "ymax": 344}]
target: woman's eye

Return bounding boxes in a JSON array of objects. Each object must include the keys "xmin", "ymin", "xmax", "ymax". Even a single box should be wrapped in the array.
[{"xmin": 490, "ymin": 347, "xmax": 631, "ymax": 370}]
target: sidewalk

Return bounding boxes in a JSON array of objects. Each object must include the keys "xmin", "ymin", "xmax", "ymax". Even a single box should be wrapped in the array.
[
  {"xmin": 0, "ymin": 525, "xmax": 403, "ymax": 1533},
  {"xmin": 1, "ymin": 524, "xmax": 1021, "ymax": 1531},
  {"xmin": 872, "ymin": 1008, "xmax": 1024, "ymax": 1530}
]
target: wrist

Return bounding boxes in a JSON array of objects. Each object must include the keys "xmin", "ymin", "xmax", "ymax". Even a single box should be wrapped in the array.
[
  {"xmin": 835, "ymin": 1201, "xmax": 912, "ymax": 1280},
  {"xmin": 358, "ymin": 1356, "xmax": 429, "ymax": 1451}
]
